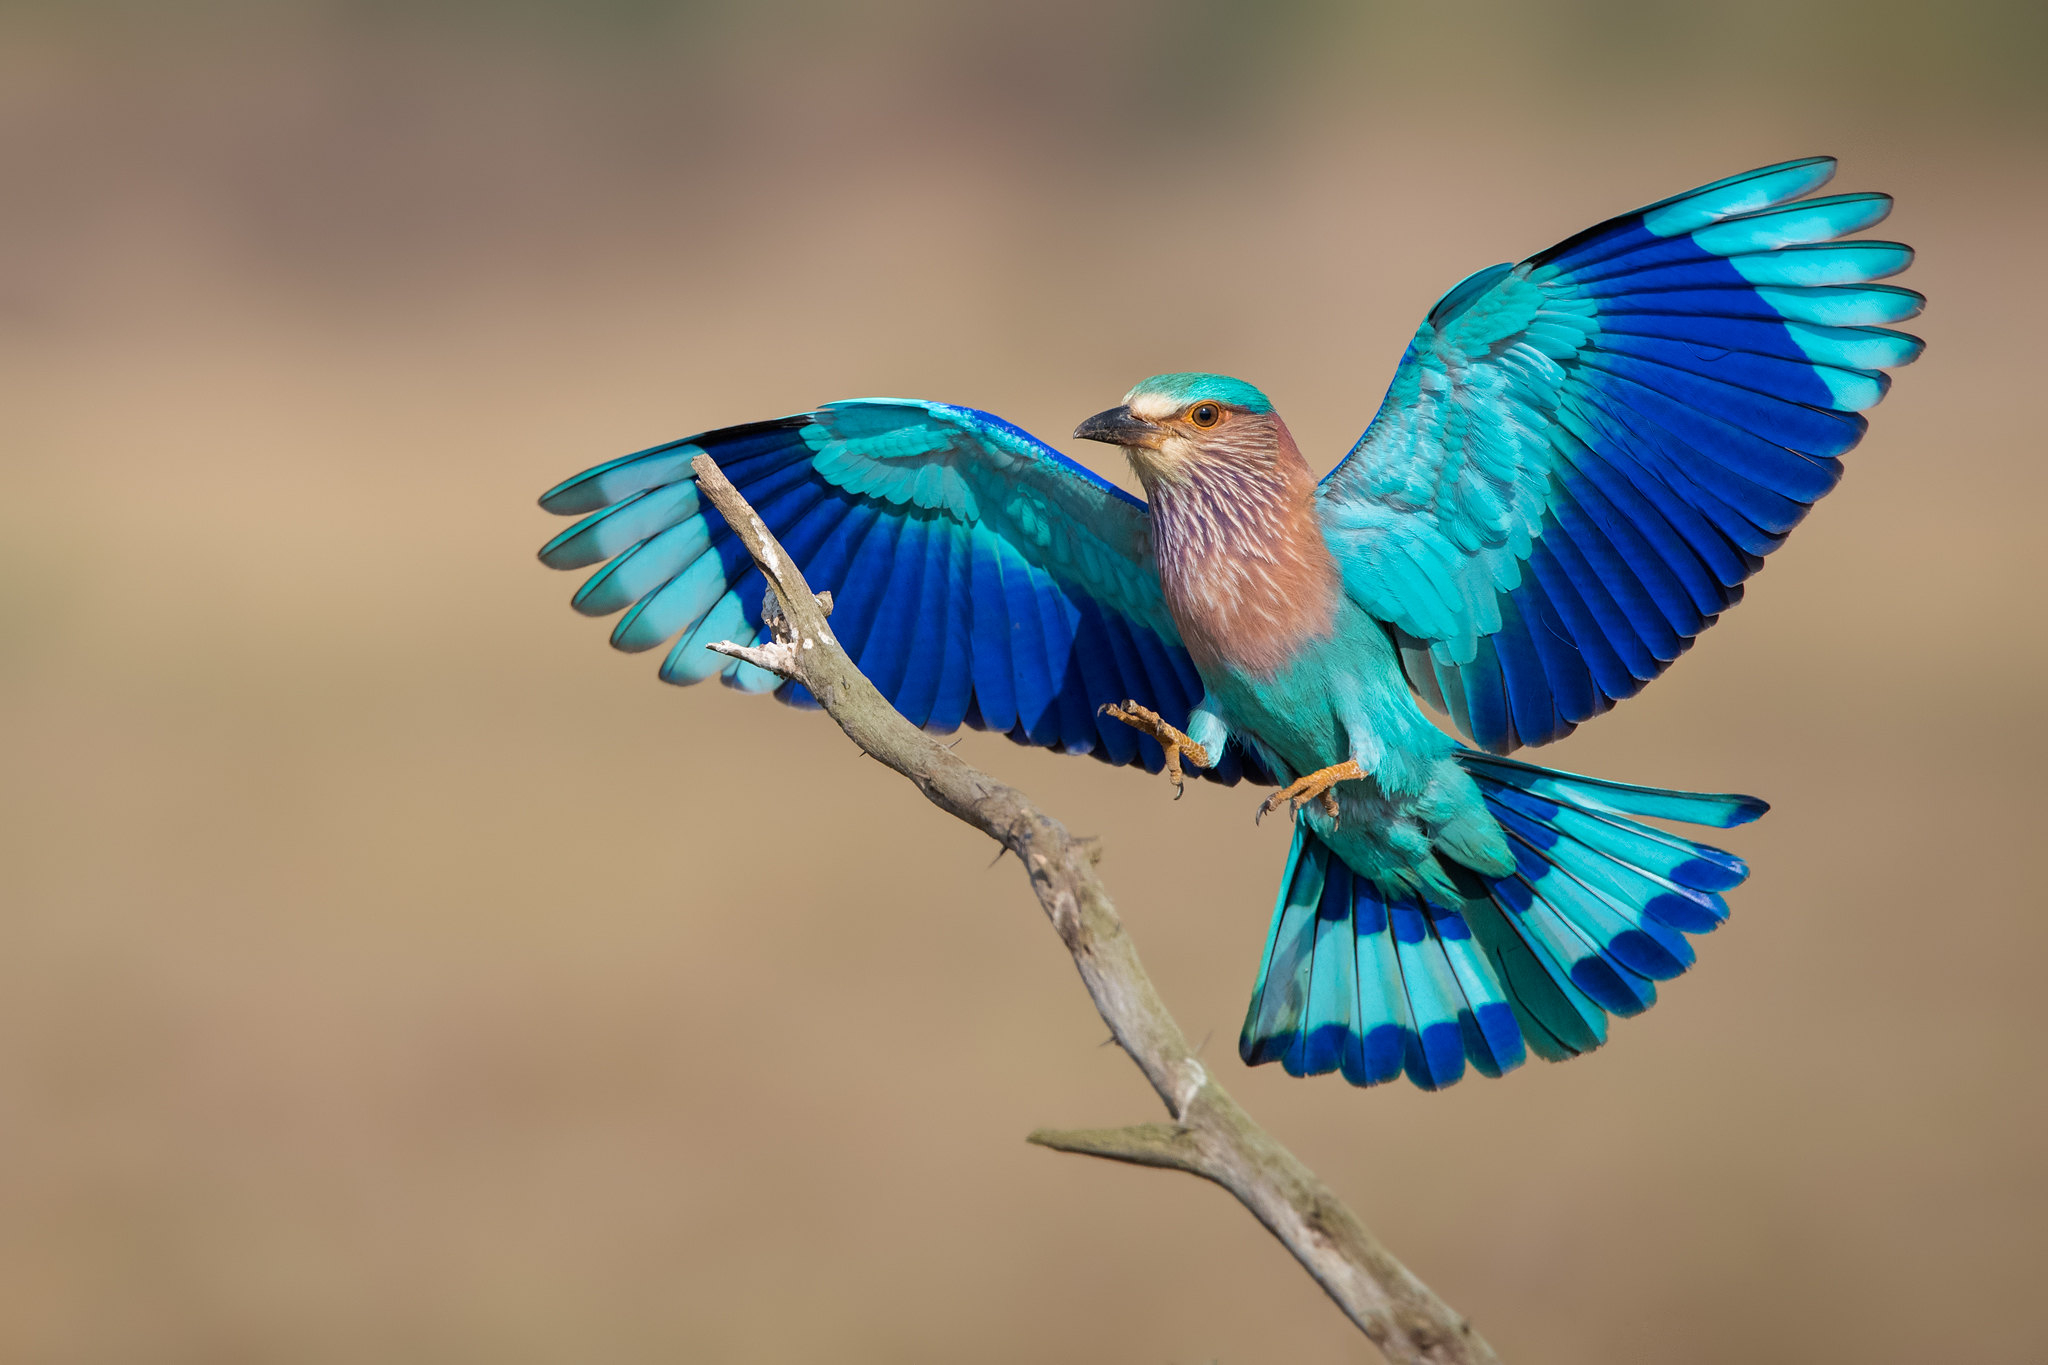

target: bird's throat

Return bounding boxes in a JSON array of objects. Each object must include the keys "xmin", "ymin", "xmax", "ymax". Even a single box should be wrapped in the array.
[{"xmin": 1148, "ymin": 451, "xmax": 1340, "ymax": 679}]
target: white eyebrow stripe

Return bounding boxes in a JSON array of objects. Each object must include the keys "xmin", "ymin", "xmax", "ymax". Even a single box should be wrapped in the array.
[{"xmin": 1125, "ymin": 391, "xmax": 1184, "ymax": 421}]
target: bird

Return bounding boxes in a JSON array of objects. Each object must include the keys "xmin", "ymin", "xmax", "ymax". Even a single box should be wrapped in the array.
[{"xmin": 537, "ymin": 156, "xmax": 1922, "ymax": 1091}]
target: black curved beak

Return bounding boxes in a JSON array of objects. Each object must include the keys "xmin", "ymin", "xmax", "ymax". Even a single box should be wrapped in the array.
[{"xmin": 1073, "ymin": 405, "xmax": 1165, "ymax": 448}]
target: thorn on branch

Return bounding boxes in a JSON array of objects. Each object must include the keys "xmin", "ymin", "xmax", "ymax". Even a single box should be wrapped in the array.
[
  {"xmin": 1025, "ymin": 1122, "xmax": 1206, "ymax": 1175},
  {"xmin": 706, "ymin": 637, "xmax": 800, "ymax": 678}
]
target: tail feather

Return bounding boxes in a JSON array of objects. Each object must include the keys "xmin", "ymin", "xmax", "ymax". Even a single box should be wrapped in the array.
[
  {"xmin": 1391, "ymin": 897, "xmax": 1479, "ymax": 1089},
  {"xmin": 1499, "ymin": 857, "xmax": 1660, "ymax": 1018},
  {"xmin": 1460, "ymin": 883, "xmax": 1608, "ymax": 1062},
  {"xmin": 1295, "ymin": 857, "xmax": 1358, "ymax": 1078},
  {"xmin": 1489, "ymin": 800, "xmax": 1731, "ymax": 936},
  {"xmin": 1484, "ymin": 782, "xmax": 1749, "ymax": 891},
  {"xmin": 1434, "ymin": 904, "xmax": 1527, "ymax": 1080},
  {"xmin": 1340, "ymin": 861, "xmax": 1417, "ymax": 1085},
  {"xmin": 1240, "ymin": 754, "xmax": 1764, "ymax": 1090},
  {"xmin": 1459, "ymin": 751, "xmax": 1768, "ymax": 829}
]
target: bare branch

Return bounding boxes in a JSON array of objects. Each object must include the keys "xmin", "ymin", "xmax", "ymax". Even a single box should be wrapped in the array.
[{"xmin": 689, "ymin": 453, "xmax": 1501, "ymax": 1365}]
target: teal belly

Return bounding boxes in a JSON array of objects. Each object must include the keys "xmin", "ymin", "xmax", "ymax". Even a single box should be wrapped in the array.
[
  {"xmin": 1200, "ymin": 597, "xmax": 1451, "ymax": 795},
  {"xmin": 1197, "ymin": 599, "xmax": 1513, "ymax": 899}
]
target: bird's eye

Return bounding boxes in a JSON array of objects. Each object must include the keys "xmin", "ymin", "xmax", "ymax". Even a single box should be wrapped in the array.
[{"xmin": 1188, "ymin": 402, "xmax": 1223, "ymax": 429}]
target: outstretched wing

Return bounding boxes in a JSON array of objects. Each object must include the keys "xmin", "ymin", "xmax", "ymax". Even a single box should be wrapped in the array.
[
  {"xmin": 539, "ymin": 399, "xmax": 1266, "ymax": 782},
  {"xmin": 1319, "ymin": 156, "xmax": 1923, "ymax": 753}
]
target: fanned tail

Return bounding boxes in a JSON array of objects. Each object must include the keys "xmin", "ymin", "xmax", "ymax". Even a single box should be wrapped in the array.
[{"xmin": 1239, "ymin": 753, "xmax": 1766, "ymax": 1091}]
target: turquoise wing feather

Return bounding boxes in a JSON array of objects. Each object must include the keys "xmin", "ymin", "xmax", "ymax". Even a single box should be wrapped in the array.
[
  {"xmin": 1318, "ymin": 156, "xmax": 1923, "ymax": 753},
  {"xmin": 539, "ymin": 398, "xmax": 1265, "ymax": 782}
]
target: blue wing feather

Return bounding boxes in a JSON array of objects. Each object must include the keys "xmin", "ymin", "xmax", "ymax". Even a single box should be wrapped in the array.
[
  {"xmin": 890, "ymin": 519, "xmax": 952, "ymax": 725},
  {"xmin": 1544, "ymin": 517, "xmax": 1663, "ymax": 679},
  {"xmin": 1551, "ymin": 480, "xmax": 1700, "ymax": 637},
  {"xmin": 823, "ymin": 506, "xmax": 905, "ymax": 666},
  {"xmin": 1525, "ymin": 543, "xmax": 1635, "ymax": 703},
  {"xmin": 997, "ymin": 543, "xmax": 1058, "ymax": 746},
  {"xmin": 1072, "ymin": 602, "xmax": 1136, "ymax": 764},
  {"xmin": 1320, "ymin": 157, "xmax": 1921, "ymax": 752},
  {"xmin": 928, "ymin": 527, "xmax": 976, "ymax": 733},
  {"xmin": 968, "ymin": 524, "xmax": 1018, "ymax": 734},
  {"xmin": 1493, "ymin": 596, "xmax": 1556, "ymax": 750},
  {"xmin": 1518, "ymin": 585, "xmax": 1597, "ymax": 731},
  {"xmin": 854, "ymin": 514, "xmax": 927, "ymax": 699},
  {"xmin": 1557, "ymin": 400, "xmax": 1756, "ymax": 586}
]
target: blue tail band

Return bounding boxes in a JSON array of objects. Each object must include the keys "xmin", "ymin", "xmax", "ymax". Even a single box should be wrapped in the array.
[{"xmin": 1239, "ymin": 756, "xmax": 1764, "ymax": 1091}]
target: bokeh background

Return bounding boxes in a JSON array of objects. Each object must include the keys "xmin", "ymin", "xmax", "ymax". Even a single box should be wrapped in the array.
[{"xmin": 4, "ymin": 2, "xmax": 2043, "ymax": 1361}]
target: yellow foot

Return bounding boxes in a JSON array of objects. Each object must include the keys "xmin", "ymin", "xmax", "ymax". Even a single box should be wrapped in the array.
[
  {"xmin": 1099, "ymin": 701, "xmax": 1212, "ymax": 799},
  {"xmin": 1257, "ymin": 760, "xmax": 1367, "ymax": 826}
]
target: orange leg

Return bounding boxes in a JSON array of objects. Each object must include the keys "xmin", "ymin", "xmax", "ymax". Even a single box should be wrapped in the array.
[
  {"xmin": 1099, "ymin": 701, "xmax": 1212, "ymax": 799},
  {"xmin": 1257, "ymin": 759, "xmax": 1367, "ymax": 826}
]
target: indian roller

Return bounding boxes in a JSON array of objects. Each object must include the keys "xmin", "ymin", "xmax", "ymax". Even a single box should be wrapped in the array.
[{"xmin": 538, "ymin": 158, "xmax": 1922, "ymax": 1090}]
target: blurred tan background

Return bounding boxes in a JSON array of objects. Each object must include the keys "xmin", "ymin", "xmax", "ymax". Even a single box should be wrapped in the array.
[{"xmin": 2, "ymin": 2, "xmax": 2043, "ymax": 1361}]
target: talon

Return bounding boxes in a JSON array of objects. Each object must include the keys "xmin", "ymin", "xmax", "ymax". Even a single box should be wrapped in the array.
[
  {"xmin": 1099, "ymin": 699, "xmax": 1210, "ymax": 799},
  {"xmin": 1257, "ymin": 760, "xmax": 1367, "ymax": 826}
]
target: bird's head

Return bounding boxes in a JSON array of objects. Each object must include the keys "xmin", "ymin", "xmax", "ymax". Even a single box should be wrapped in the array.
[{"xmin": 1073, "ymin": 372, "xmax": 1283, "ymax": 492}]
